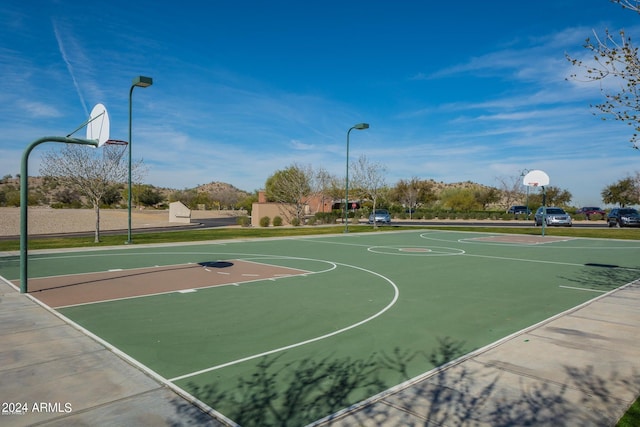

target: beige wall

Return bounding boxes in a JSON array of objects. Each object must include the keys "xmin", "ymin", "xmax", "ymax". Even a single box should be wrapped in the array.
[
  {"xmin": 251, "ymin": 203, "xmax": 295, "ymax": 226},
  {"xmin": 251, "ymin": 192, "xmax": 335, "ymax": 227}
]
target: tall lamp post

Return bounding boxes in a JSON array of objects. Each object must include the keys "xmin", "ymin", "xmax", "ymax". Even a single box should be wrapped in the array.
[
  {"xmin": 127, "ymin": 76, "xmax": 153, "ymax": 244},
  {"xmin": 520, "ymin": 168, "xmax": 531, "ymax": 218},
  {"xmin": 344, "ymin": 123, "xmax": 369, "ymax": 233}
]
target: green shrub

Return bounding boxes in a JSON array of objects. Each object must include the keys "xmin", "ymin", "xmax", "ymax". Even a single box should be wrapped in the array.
[
  {"xmin": 290, "ymin": 217, "xmax": 301, "ymax": 226},
  {"xmin": 315, "ymin": 211, "xmax": 340, "ymax": 224},
  {"xmin": 307, "ymin": 216, "xmax": 317, "ymax": 226},
  {"xmin": 273, "ymin": 216, "xmax": 283, "ymax": 226},
  {"xmin": 236, "ymin": 216, "xmax": 251, "ymax": 227},
  {"xmin": 259, "ymin": 216, "xmax": 270, "ymax": 227}
]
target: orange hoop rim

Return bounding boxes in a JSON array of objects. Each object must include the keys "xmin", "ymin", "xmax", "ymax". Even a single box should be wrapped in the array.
[{"xmin": 104, "ymin": 139, "xmax": 128, "ymax": 146}]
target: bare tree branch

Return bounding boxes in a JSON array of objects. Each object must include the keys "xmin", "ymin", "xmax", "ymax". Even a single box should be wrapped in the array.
[
  {"xmin": 566, "ymin": 0, "xmax": 640, "ymax": 147},
  {"xmin": 40, "ymin": 144, "xmax": 145, "ymax": 242}
]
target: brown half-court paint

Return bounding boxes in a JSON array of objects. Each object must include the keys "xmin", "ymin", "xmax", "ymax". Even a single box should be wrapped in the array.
[
  {"xmin": 468, "ymin": 235, "xmax": 573, "ymax": 244},
  {"xmin": 16, "ymin": 260, "xmax": 307, "ymax": 308}
]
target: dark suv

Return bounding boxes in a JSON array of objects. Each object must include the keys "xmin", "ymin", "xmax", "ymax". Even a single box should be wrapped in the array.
[
  {"xmin": 507, "ymin": 205, "xmax": 530, "ymax": 216},
  {"xmin": 607, "ymin": 208, "xmax": 640, "ymax": 227}
]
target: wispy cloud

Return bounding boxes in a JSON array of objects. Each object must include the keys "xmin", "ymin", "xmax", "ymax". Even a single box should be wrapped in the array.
[
  {"xmin": 16, "ymin": 100, "xmax": 62, "ymax": 118},
  {"xmin": 51, "ymin": 19, "xmax": 89, "ymax": 116}
]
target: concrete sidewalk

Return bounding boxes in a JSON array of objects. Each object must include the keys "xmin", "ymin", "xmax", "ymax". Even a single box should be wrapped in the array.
[
  {"xmin": 0, "ymin": 278, "xmax": 231, "ymax": 427},
  {"xmin": 1, "ymin": 277, "xmax": 639, "ymax": 426}
]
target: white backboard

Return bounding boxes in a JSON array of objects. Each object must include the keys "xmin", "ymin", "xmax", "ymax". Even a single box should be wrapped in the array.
[
  {"xmin": 523, "ymin": 169, "xmax": 550, "ymax": 187},
  {"xmin": 87, "ymin": 103, "xmax": 110, "ymax": 147}
]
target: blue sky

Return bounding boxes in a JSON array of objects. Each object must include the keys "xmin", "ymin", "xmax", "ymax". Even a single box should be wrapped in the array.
[{"xmin": 1, "ymin": 1, "xmax": 639, "ymax": 206}]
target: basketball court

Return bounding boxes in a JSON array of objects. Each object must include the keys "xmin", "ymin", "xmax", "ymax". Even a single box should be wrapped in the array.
[{"xmin": 1, "ymin": 229, "xmax": 640, "ymax": 426}]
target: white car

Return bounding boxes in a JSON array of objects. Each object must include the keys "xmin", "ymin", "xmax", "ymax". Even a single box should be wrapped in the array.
[
  {"xmin": 534, "ymin": 207, "xmax": 572, "ymax": 227},
  {"xmin": 368, "ymin": 209, "xmax": 391, "ymax": 224}
]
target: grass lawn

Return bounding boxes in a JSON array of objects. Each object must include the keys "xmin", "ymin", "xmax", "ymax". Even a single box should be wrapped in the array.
[
  {"xmin": 3, "ymin": 223, "xmax": 640, "ymax": 252},
  {"xmin": 618, "ymin": 396, "xmax": 640, "ymax": 427}
]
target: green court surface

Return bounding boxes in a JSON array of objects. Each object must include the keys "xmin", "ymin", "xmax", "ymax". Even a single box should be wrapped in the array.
[{"xmin": 2, "ymin": 229, "xmax": 639, "ymax": 426}]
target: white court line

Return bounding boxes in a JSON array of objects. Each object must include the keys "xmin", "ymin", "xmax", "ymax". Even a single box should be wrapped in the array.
[
  {"xmin": 419, "ymin": 230, "xmax": 640, "ymax": 250},
  {"xmin": 559, "ymin": 285, "xmax": 608, "ymax": 293},
  {"xmin": 168, "ymin": 261, "xmax": 400, "ymax": 383}
]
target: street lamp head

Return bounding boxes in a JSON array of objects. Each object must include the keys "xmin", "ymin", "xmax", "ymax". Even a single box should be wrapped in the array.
[
  {"xmin": 132, "ymin": 76, "xmax": 153, "ymax": 88},
  {"xmin": 353, "ymin": 123, "xmax": 369, "ymax": 130}
]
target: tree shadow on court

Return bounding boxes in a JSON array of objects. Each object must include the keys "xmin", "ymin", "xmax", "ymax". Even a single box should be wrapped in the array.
[
  {"xmin": 186, "ymin": 353, "xmax": 388, "ymax": 426},
  {"xmin": 559, "ymin": 262, "xmax": 640, "ymax": 292},
  {"xmin": 171, "ymin": 333, "xmax": 640, "ymax": 426},
  {"xmin": 180, "ymin": 337, "xmax": 471, "ymax": 426}
]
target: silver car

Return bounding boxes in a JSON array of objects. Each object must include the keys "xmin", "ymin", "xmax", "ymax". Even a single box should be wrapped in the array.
[
  {"xmin": 368, "ymin": 209, "xmax": 391, "ymax": 224},
  {"xmin": 534, "ymin": 207, "xmax": 572, "ymax": 227}
]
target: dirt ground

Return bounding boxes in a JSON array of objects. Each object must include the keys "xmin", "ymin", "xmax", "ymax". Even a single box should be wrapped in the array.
[{"xmin": 0, "ymin": 207, "xmax": 242, "ymax": 237}]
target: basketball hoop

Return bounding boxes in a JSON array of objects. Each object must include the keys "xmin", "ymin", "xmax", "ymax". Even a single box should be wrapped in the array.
[
  {"xmin": 104, "ymin": 139, "xmax": 128, "ymax": 146},
  {"xmin": 523, "ymin": 170, "xmax": 549, "ymax": 187}
]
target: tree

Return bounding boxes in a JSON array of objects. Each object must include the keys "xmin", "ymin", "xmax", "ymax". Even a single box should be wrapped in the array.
[
  {"xmin": 312, "ymin": 167, "xmax": 337, "ymax": 213},
  {"xmin": 602, "ymin": 176, "xmax": 639, "ymax": 206},
  {"xmin": 40, "ymin": 144, "xmax": 145, "ymax": 242},
  {"xmin": 170, "ymin": 188, "xmax": 198, "ymax": 208},
  {"xmin": 237, "ymin": 191, "xmax": 259, "ymax": 215},
  {"xmin": 265, "ymin": 164, "xmax": 313, "ymax": 224},
  {"xmin": 137, "ymin": 185, "xmax": 164, "ymax": 207},
  {"xmin": 210, "ymin": 187, "xmax": 241, "ymax": 210},
  {"xmin": 440, "ymin": 187, "xmax": 480, "ymax": 211},
  {"xmin": 389, "ymin": 178, "xmax": 436, "ymax": 217},
  {"xmin": 567, "ymin": 0, "xmax": 640, "ymax": 147},
  {"xmin": 53, "ymin": 188, "xmax": 82, "ymax": 207},
  {"xmin": 193, "ymin": 191, "xmax": 214, "ymax": 210},
  {"xmin": 495, "ymin": 174, "xmax": 526, "ymax": 211},
  {"xmin": 526, "ymin": 186, "xmax": 573, "ymax": 208},
  {"xmin": 473, "ymin": 186, "xmax": 501, "ymax": 210},
  {"xmin": 351, "ymin": 155, "xmax": 387, "ymax": 227}
]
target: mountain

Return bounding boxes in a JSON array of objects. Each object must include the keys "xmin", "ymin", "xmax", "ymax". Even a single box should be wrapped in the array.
[{"xmin": 0, "ymin": 176, "xmax": 252, "ymax": 208}]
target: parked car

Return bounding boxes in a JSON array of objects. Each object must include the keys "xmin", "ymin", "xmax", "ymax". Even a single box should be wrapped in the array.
[
  {"xmin": 607, "ymin": 207, "xmax": 640, "ymax": 227},
  {"xmin": 534, "ymin": 207, "xmax": 572, "ymax": 227},
  {"xmin": 575, "ymin": 206, "xmax": 607, "ymax": 220},
  {"xmin": 507, "ymin": 205, "xmax": 531, "ymax": 216},
  {"xmin": 368, "ymin": 209, "xmax": 391, "ymax": 224}
]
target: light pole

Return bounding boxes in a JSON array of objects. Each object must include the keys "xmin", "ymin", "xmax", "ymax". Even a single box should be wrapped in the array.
[
  {"xmin": 344, "ymin": 123, "xmax": 369, "ymax": 233},
  {"xmin": 127, "ymin": 76, "xmax": 153, "ymax": 244},
  {"xmin": 520, "ymin": 168, "xmax": 531, "ymax": 218}
]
